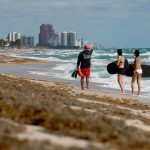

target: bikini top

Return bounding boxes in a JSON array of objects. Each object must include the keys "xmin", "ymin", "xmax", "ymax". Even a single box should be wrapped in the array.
[
  {"xmin": 119, "ymin": 56, "xmax": 125, "ymax": 64},
  {"xmin": 134, "ymin": 57, "xmax": 141, "ymax": 64}
]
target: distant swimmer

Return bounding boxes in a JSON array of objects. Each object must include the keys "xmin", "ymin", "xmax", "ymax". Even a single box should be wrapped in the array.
[
  {"xmin": 77, "ymin": 44, "xmax": 93, "ymax": 90},
  {"xmin": 116, "ymin": 49, "xmax": 125, "ymax": 94},
  {"xmin": 131, "ymin": 50, "xmax": 142, "ymax": 95}
]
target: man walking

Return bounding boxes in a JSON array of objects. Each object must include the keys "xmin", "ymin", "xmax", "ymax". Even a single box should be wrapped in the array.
[{"xmin": 77, "ymin": 44, "xmax": 93, "ymax": 90}]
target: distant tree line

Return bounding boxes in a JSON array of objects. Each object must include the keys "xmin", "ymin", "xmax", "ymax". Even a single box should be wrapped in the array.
[
  {"xmin": 0, "ymin": 39, "xmax": 21, "ymax": 48},
  {"xmin": 0, "ymin": 39, "xmax": 7, "ymax": 46},
  {"xmin": 9, "ymin": 39, "xmax": 21, "ymax": 47}
]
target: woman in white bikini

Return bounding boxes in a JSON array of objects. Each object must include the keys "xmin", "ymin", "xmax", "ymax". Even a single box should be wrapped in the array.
[
  {"xmin": 131, "ymin": 50, "xmax": 142, "ymax": 95},
  {"xmin": 116, "ymin": 49, "xmax": 125, "ymax": 94}
]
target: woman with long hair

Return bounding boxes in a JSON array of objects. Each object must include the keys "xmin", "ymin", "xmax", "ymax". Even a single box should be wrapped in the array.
[
  {"xmin": 131, "ymin": 50, "xmax": 142, "ymax": 95},
  {"xmin": 116, "ymin": 49, "xmax": 125, "ymax": 94}
]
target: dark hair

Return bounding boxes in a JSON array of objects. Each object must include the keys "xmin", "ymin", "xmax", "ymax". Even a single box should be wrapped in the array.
[
  {"xmin": 134, "ymin": 50, "xmax": 140, "ymax": 57},
  {"xmin": 117, "ymin": 49, "xmax": 122, "ymax": 56}
]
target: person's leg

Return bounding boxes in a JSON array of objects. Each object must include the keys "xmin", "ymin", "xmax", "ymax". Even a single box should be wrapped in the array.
[
  {"xmin": 80, "ymin": 77, "xmax": 84, "ymax": 90},
  {"xmin": 118, "ymin": 74, "xmax": 124, "ymax": 93},
  {"xmin": 137, "ymin": 74, "xmax": 141, "ymax": 95},
  {"xmin": 117, "ymin": 74, "xmax": 121, "ymax": 90},
  {"xmin": 85, "ymin": 68, "xmax": 90, "ymax": 89},
  {"xmin": 131, "ymin": 73, "xmax": 137, "ymax": 95},
  {"xmin": 121, "ymin": 75, "xmax": 125, "ymax": 94},
  {"xmin": 86, "ymin": 77, "xmax": 89, "ymax": 89}
]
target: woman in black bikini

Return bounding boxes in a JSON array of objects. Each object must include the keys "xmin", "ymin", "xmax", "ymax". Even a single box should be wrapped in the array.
[{"xmin": 116, "ymin": 49, "xmax": 125, "ymax": 94}]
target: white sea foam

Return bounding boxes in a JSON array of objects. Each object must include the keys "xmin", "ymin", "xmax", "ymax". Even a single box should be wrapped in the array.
[
  {"xmin": 92, "ymin": 59, "xmax": 110, "ymax": 66},
  {"xmin": 141, "ymin": 52, "xmax": 150, "ymax": 56},
  {"xmin": 28, "ymin": 71, "xmax": 50, "ymax": 76},
  {"xmin": 52, "ymin": 63, "xmax": 75, "ymax": 71}
]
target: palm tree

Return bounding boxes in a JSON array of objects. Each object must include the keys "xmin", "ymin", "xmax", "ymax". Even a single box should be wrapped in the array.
[
  {"xmin": 0, "ymin": 39, "xmax": 7, "ymax": 46},
  {"xmin": 10, "ymin": 39, "xmax": 21, "ymax": 48}
]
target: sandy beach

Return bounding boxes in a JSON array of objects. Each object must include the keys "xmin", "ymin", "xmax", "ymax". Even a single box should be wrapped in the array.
[{"xmin": 0, "ymin": 50, "xmax": 149, "ymax": 150}]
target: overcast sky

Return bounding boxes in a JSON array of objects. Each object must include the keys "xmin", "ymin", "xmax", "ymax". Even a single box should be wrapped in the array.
[{"xmin": 0, "ymin": 0, "xmax": 150, "ymax": 48}]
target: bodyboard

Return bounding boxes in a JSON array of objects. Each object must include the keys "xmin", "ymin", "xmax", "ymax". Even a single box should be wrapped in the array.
[
  {"xmin": 125, "ymin": 64, "xmax": 150, "ymax": 77},
  {"xmin": 107, "ymin": 59, "xmax": 128, "ymax": 74}
]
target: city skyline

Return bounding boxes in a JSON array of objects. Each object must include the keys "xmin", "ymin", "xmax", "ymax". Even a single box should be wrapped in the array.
[
  {"xmin": 1, "ymin": 0, "xmax": 150, "ymax": 48},
  {"xmin": 38, "ymin": 23, "xmax": 83, "ymax": 48},
  {"xmin": 1, "ymin": 22, "xmax": 88, "ymax": 48},
  {"xmin": 3, "ymin": 23, "xmax": 84, "ymax": 49}
]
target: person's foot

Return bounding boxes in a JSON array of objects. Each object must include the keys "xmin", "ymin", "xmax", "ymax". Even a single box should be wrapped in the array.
[
  {"xmin": 121, "ymin": 90, "xmax": 125, "ymax": 94},
  {"xmin": 121, "ymin": 92, "xmax": 125, "ymax": 95}
]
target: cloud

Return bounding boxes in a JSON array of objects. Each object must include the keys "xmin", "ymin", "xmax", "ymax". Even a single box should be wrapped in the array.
[
  {"xmin": 1, "ymin": 0, "xmax": 150, "ymax": 21},
  {"xmin": 1, "ymin": 0, "xmax": 150, "ymax": 47}
]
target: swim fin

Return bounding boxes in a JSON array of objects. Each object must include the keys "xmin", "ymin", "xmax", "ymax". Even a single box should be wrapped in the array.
[{"xmin": 71, "ymin": 69, "xmax": 78, "ymax": 78}]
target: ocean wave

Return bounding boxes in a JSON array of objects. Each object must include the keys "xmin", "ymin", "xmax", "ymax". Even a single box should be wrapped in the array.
[
  {"xmin": 27, "ymin": 71, "xmax": 50, "ymax": 76},
  {"xmin": 6, "ymin": 49, "xmax": 150, "ymax": 98},
  {"xmin": 52, "ymin": 63, "xmax": 75, "ymax": 71}
]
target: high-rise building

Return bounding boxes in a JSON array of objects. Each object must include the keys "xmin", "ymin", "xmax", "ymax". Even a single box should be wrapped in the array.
[
  {"xmin": 39, "ymin": 24, "xmax": 54, "ymax": 46},
  {"xmin": 67, "ymin": 32, "xmax": 76, "ymax": 47},
  {"xmin": 53, "ymin": 32, "xmax": 61, "ymax": 46},
  {"xmin": 8, "ymin": 32, "xmax": 21, "ymax": 42},
  {"xmin": 21, "ymin": 36, "xmax": 34, "ymax": 47},
  {"xmin": 15, "ymin": 33, "xmax": 21, "ymax": 41},
  {"xmin": 38, "ymin": 23, "xmax": 82, "ymax": 49},
  {"xmin": 61, "ymin": 32, "xmax": 68, "ymax": 46},
  {"xmin": 77, "ymin": 38, "xmax": 84, "ymax": 48}
]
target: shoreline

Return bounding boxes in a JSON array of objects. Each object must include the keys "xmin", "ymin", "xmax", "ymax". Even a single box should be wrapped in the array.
[
  {"xmin": 0, "ymin": 50, "xmax": 149, "ymax": 105},
  {"xmin": 0, "ymin": 61, "xmax": 149, "ymax": 105},
  {"xmin": 0, "ymin": 48, "xmax": 149, "ymax": 99},
  {"xmin": 1, "ymin": 72, "xmax": 150, "ymax": 105},
  {"xmin": 0, "ymin": 72, "xmax": 150, "ymax": 110},
  {"xmin": 0, "ymin": 54, "xmax": 47, "ymax": 65}
]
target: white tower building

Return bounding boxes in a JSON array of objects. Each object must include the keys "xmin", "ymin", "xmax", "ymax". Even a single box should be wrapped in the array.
[
  {"xmin": 68, "ymin": 32, "xmax": 76, "ymax": 47},
  {"xmin": 15, "ymin": 32, "xmax": 21, "ymax": 40},
  {"xmin": 54, "ymin": 32, "xmax": 61, "ymax": 46},
  {"xmin": 8, "ymin": 32, "xmax": 21, "ymax": 42},
  {"xmin": 61, "ymin": 32, "xmax": 68, "ymax": 46}
]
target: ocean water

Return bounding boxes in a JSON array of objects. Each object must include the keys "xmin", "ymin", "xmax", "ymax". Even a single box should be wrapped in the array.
[{"xmin": 11, "ymin": 48, "xmax": 150, "ymax": 98}]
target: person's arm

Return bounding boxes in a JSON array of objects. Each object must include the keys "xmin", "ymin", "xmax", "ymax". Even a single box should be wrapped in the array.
[
  {"xmin": 135, "ymin": 57, "xmax": 141, "ymax": 68},
  {"xmin": 116, "ymin": 56, "xmax": 121, "ymax": 66},
  {"xmin": 131, "ymin": 63, "xmax": 135, "ymax": 67},
  {"xmin": 77, "ymin": 53, "xmax": 81, "ymax": 68},
  {"xmin": 131, "ymin": 58, "xmax": 136, "ymax": 67},
  {"xmin": 134, "ymin": 58, "xmax": 138, "ymax": 68},
  {"xmin": 91, "ymin": 49, "xmax": 93, "ymax": 54}
]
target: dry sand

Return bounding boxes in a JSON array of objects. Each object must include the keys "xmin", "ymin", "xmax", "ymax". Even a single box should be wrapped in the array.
[{"xmin": 0, "ymin": 73, "xmax": 149, "ymax": 149}]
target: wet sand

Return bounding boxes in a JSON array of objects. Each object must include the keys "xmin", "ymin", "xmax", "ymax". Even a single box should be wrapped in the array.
[{"xmin": 0, "ymin": 62, "xmax": 149, "ymax": 106}]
